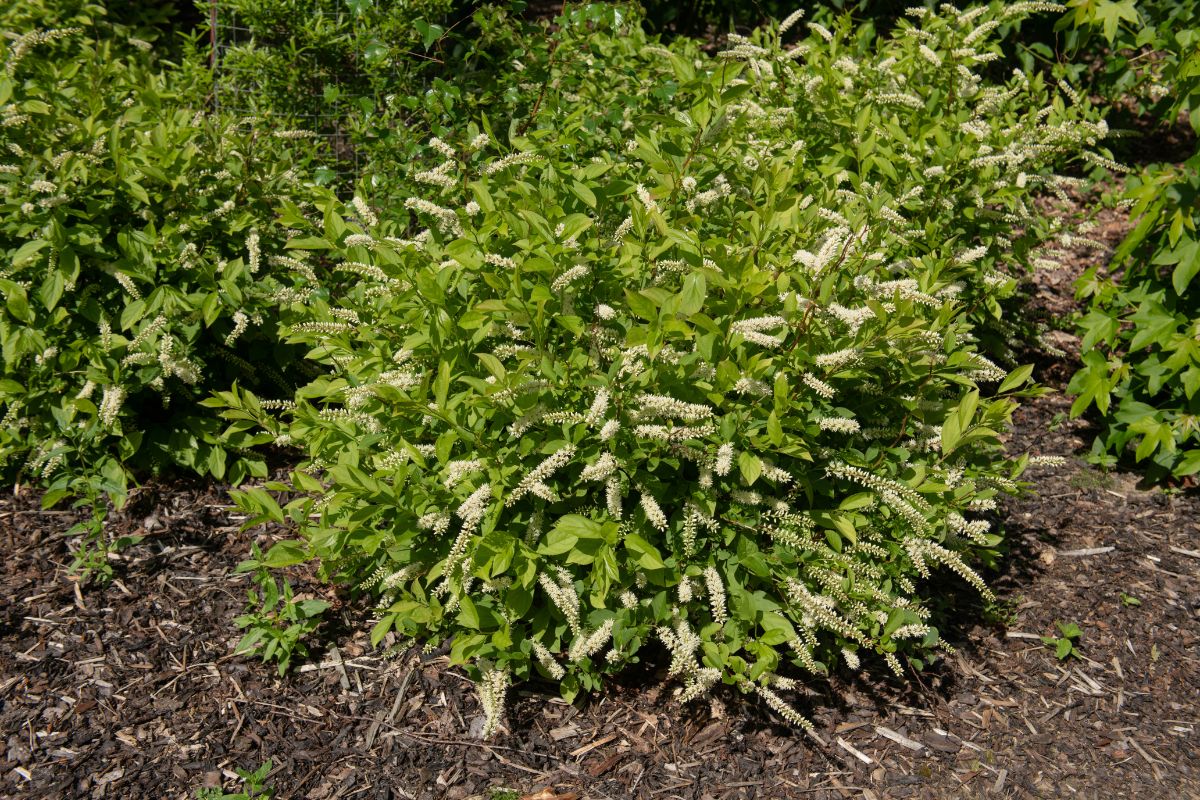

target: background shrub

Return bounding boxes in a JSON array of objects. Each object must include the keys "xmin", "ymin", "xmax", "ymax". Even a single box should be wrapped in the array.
[
  {"xmin": 0, "ymin": 8, "xmax": 325, "ymax": 537},
  {"xmin": 1067, "ymin": 2, "xmax": 1200, "ymax": 481}
]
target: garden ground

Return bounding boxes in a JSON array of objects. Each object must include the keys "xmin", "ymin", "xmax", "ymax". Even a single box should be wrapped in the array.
[{"xmin": 2, "ymin": 190, "xmax": 1199, "ymax": 800}]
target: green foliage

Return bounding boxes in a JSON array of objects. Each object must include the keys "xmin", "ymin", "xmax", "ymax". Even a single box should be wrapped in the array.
[
  {"xmin": 1068, "ymin": 4, "xmax": 1200, "ymax": 482},
  {"xmin": 233, "ymin": 542, "xmax": 331, "ymax": 674},
  {"xmin": 1118, "ymin": 591, "xmax": 1141, "ymax": 606},
  {"xmin": 195, "ymin": 759, "xmax": 275, "ymax": 800},
  {"xmin": 0, "ymin": 12, "xmax": 326, "ymax": 513},
  {"xmin": 1057, "ymin": 0, "xmax": 1200, "ymax": 121},
  {"xmin": 1041, "ymin": 620, "xmax": 1083, "ymax": 660},
  {"xmin": 216, "ymin": 4, "xmax": 1108, "ymax": 729},
  {"xmin": 208, "ymin": 0, "xmax": 455, "ymax": 178}
]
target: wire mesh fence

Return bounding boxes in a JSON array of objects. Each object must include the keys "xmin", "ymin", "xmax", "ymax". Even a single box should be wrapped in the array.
[{"xmin": 207, "ymin": 0, "xmax": 401, "ymax": 182}]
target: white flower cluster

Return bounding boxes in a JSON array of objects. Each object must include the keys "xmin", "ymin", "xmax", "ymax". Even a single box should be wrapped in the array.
[
  {"xmin": 714, "ymin": 443, "xmax": 735, "ymax": 476},
  {"xmin": 904, "ymin": 537, "xmax": 991, "ymax": 597},
  {"xmin": 633, "ymin": 393, "xmax": 713, "ymax": 422},
  {"xmin": 813, "ymin": 348, "xmax": 860, "ymax": 370},
  {"xmin": 456, "ymin": 482, "xmax": 492, "ymax": 533},
  {"xmin": 801, "ymin": 372, "xmax": 836, "ymax": 400},
  {"xmin": 506, "ymin": 445, "xmax": 575, "ymax": 506},
  {"xmin": 531, "ymin": 640, "xmax": 565, "ymax": 680},
  {"xmin": 444, "ymin": 459, "xmax": 485, "ymax": 489},
  {"xmin": 580, "ymin": 452, "xmax": 619, "ymax": 482},
  {"xmin": 246, "ymin": 230, "xmax": 261, "ymax": 274},
  {"xmin": 568, "ymin": 618, "xmax": 615, "ymax": 662},
  {"xmin": 482, "ymin": 151, "xmax": 543, "ymax": 175},
  {"xmin": 98, "ymin": 385, "xmax": 124, "ymax": 428},
  {"xmin": 638, "ymin": 486, "xmax": 669, "ymax": 531},
  {"xmin": 415, "ymin": 159, "xmax": 456, "ymax": 189},
  {"xmin": 704, "ymin": 567, "xmax": 727, "ymax": 626},
  {"xmin": 404, "ymin": 197, "xmax": 461, "ymax": 235},
  {"xmin": 224, "ymin": 311, "xmax": 249, "ymax": 346},
  {"xmin": 730, "ymin": 315, "xmax": 787, "ymax": 347},
  {"xmin": 351, "ymin": 196, "xmax": 378, "ymax": 227},
  {"xmin": 754, "ymin": 683, "xmax": 813, "ymax": 730},
  {"xmin": 476, "ymin": 668, "xmax": 509, "ymax": 738},
  {"xmin": 114, "ymin": 272, "xmax": 140, "ymax": 299},
  {"xmin": 826, "ymin": 303, "xmax": 875, "ymax": 334},
  {"xmin": 551, "ymin": 265, "xmax": 589, "ymax": 292},
  {"xmin": 817, "ymin": 416, "xmax": 861, "ymax": 434},
  {"xmin": 538, "ymin": 569, "xmax": 581, "ymax": 634},
  {"xmin": 343, "ymin": 233, "xmax": 374, "ymax": 250}
]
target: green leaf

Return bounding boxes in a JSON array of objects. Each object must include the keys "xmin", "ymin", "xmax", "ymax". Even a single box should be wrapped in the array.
[
  {"xmin": 120, "ymin": 298, "xmax": 147, "ymax": 330},
  {"xmin": 1055, "ymin": 638, "xmax": 1073, "ymax": 660},
  {"xmin": 262, "ymin": 540, "xmax": 308, "ymax": 568},
  {"xmin": 766, "ymin": 411, "xmax": 783, "ymax": 446},
  {"xmin": 434, "ymin": 360, "xmax": 451, "ymax": 408},
  {"xmin": 539, "ymin": 528, "xmax": 579, "ymax": 556},
  {"xmin": 678, "ymin": 272, "xmax": 706, "ymax": 316},
  {"xmin": 1128, "ymin": 302, "xmax": 1178, "ymax": 352},
  {"xmin": 285, "ymin": 236, "xmax": 333, "ymax": 250},
  {"xmin": 738, "ymin": 451, "xmax": 761, "ymax": 486},
  {"xmin": 458, "ymin": 595, "xmax": 481, "ymax": 629},
  {"xmin": 1091, "ymin": 0, "xmax": 1141, "ymax": 42},
  {"xmin": 238, "ymin": 487, "xmax": 286, "ymax": 524},
  {"xmin": 759, "ymin": 611, "xmax": 797, "ymax": 646},
  {"xmin": 570, "ymin": 180, "xmax": 597, "ymax": 208},
  {"xmin": 11, "ymin": 239, "xmax": 49, "ymax": 269},
  {"xmin": 1171, "ymin": 240, "xmax": 1200, "ymax": 295},
  {"xmin": 4, "ymin": 283, "xmax": 31, "ymax": 322},
  {"xmin": 997, "ymin": 364, "xmax": 1034, "ymax": 394},
  {"xmin": 625, "ymin": 289, "xmax": 658, "ymax": 321},
  {"xmin": 624, "ymin": 532, "xmax": 666, "ymax": 570},
  {"xmin": 550, "ymin": 514, "xmax": 605, "ymax": 540}
]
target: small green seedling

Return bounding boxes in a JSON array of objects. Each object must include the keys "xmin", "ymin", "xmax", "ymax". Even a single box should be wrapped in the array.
[
  {"xmin": 233, "ymin": 544, "xmax": 329, "ymax": 674},
  {"xmin": 1119, "ymin": 592, "xmax": 1142, "ymax": 607},
  {"xmin": 195, "ymin": 759, "xmax": 274, "ymax": 799},
  {"xmin": 1042, "ymin": 621, "xmax": 1083, "ymax": 660}
]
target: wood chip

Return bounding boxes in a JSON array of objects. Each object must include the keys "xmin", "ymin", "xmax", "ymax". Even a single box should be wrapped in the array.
[
  {"xmin": 569, "ymin": 733, "xmax": 617, "ymax": 757},
  {"xmin": 329, "ymin": 646, "xmax": 350, "ymax": 692},
  {"xmin": 1168, "ymin": 545, "xmax": 1200, "ymax": 559},
  {"xmin": 836, "ymin": 736, "xmax": 873, "ymax": 764},
  {"xmin": 875, "ymin": 726, "xmax": 924, "ymax": 752},
  {"xmin": 1126, "ymin": 736, "xmax": 1160, "ymax": 766},
  {"xmin": 1059, "ymin": 546, "xmax": 1115, "ymax": 556},
  {"xmin": 520, "ymin": 789, "xmax": 578, "ymax": 800},
  {"xmin": 549, "ymin": 724, "xmax": 580, "ymax": 742},
  {"xmin": 1074, "ymin": 668, "xmax": 1105, "ymax": 694},
  {"xmin": 1004, "ymin": 632, "xmax": 1043, "ymax": 640}
]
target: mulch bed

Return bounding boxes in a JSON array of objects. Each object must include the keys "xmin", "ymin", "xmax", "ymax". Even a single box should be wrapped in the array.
[{"xmin": 3, "ymin": 196, "xmax": 1200, "ymax": 800}]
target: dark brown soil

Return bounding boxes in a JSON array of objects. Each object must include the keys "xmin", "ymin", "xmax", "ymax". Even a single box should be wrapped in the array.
[{"xmin": 3, "ymin": 200, "xmax": 1200, "ymax": 800}]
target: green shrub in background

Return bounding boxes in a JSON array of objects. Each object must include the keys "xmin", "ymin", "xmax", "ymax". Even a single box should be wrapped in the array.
[
  {"xmin": 1067, "ymin": 1, "xmax": 1200, "ymax": 481},
  {"xmin": 1056, "ymin": 0, "xmax": 1199, "ymax": 119},
  {"xmin": 337, "ymin": 3, "xmax": 691, "ymax": 207},
  {"xmin": 0, "ymin": 6, "xmax": 329, "ymax": 576},
  {"xmin": 208, "ymin": 0, "xmax": 455, "ymax": 177},
  {"xmin": 220, "ymin": 3, "xmax": 1107, "ymax": 733}
]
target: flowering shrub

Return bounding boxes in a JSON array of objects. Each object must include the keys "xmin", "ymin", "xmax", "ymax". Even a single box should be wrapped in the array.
[
  {"xmin": 223, "ymin": 4, "xmax": 1110, "ymax": 732},
  {"xmin": 0, "ymin": 15, "xmax": 322, "ymax": 522}
]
